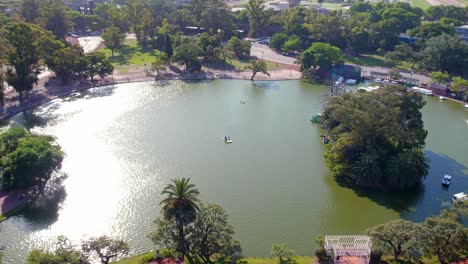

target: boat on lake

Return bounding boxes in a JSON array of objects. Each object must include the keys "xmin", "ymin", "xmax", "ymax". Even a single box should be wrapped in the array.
[
  {"xmin": 442, "ymin": 175, "xmax": 451, "ymax": 186},
  {"xmin": 439, "ymin": 96, "xmax": 446, "ymax": 100},
  {"xmin": 411, "ymin": 87, "xmax": 433, "ymax": 96},
  {"xmin": 452, "ymin": 192, "xmax": 467, "ymax": 203},
  {"xmin": 224, "ymin": 136, "xmax": 232, "ymax": 143}
]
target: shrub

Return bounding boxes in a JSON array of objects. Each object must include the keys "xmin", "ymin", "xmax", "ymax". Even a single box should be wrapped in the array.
[{"xmin": 139, "ymin": 253, "xmax": 156, "ymax": 264}]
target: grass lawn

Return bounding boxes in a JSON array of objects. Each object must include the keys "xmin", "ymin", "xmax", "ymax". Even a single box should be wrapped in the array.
[
  {"xmin": 345, "ymin": 54, "xmax": 413, "ymax": 71},
  {"xmin": 229, "ymin": 59, "xmax": 283, "ymax": 71},
  {"xmin": 410, "ymin": 0, "xmax": 431, "ymax": 9},
  {"xmin": 100, "ymin": 39, "xmax": 160, "ymax": 73},
  {"xmin": 112, "ymin": 255, "xmax": 315, "ymax": 264}
]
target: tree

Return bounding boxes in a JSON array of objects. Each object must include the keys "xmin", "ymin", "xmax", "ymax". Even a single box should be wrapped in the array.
[
  {"xmin": 450, "ymin": 77, "xmax": 468, "ymax": 99},
  {"xmin": 430, "ymin": 71, "xmax": 450, "ymax": 84},
  {"xmin": 0, "ymin": 128, "xmax": 64, "ymax": 191},
  {"xmin": 385, "ymin": 43, "xmax": 420, "ymax": 68},
  {"xmin": 198, "ymin": 33, "xmax": 222, "ymax": 61},
  {"xmin": 102, "ymin": 26, "xmax": 125, "ymax": 56},
  {"xmin": 82, "ymin": 236, "xmax": 129, "ymax": 264},
  {"xmin": 349, "ymin": 2, "xmax": 373, "ymax": 13},
  {"xmin": 420, "ymin": 34, "xmax": 468, "ymax": 75},
  {"xmin": 47, "ymin": 45, "xmax": 87, "ymax": 83},
  {"xmin": 226, "ymin": 37, "xmax": 251, "ymax": 60},
  {"xmin": 159, "ymin": 178, "xmax": 201, "ymax": 258},
  {"xmin": 388, "ymin": 69, "xmax": 401, "ymax": 80},
  {"xmin": 37, "ymin": 0, "xmax": 72, "ymax": 39},
  {"xmin": 247, "ymin": 60, "xmax": 270, "ymax": 81},
  {"xmin": 421, "ymin": 217, "xmax": 468, "ymax": 264},
  {"xmin": 382, "ymin": 7, "xmax": 420, "ymax": 32},
  {"xmin": 171, "ymin": 43, "xmax": 203, "ymax": 72},
  {"xmin": 322, "ymin": 86, "xmax": 428, "ymax": 190},
  {"xmin": 83, "ymin": 52, "xmax": 114, "ymax": 86},
  {"xmin": 188, "ymin": 204, "xmax": 242, "ymax": 263},
  {"xmin": 270, "ymin": 33, "xmax": 289, "ymax": 51},
  {"xmin": 245, "ymin": 0, "xmax": 269, "ymax": 37},
  {"xmin": 409, "ymin": 22, "xmax": 455, "ymax": 41},
  {"xmin": 199, "ymin": 0, "xmax": 235, "ymax": 37},
  {"xmin": 271, "ymin": 243, "xmax": 295, "ymax": 264},
  {"xmin": 299, "ymin": 42, "xmax": 343, "ymax": 71},
  {"xmin": 368, "ymin": 219, "xmax": 422, "ymax": 260},
  {"xmin": 147, "ymin": 53, "xmax": 169, "ymax": 81},
  {"xmin": 5, "ymin": 22, "xmax": 63, "ymax": 100},
  {"xmin": 282, "ymin": 35, "xmax": 302, "ymax": 53},
  {"xmin": 28, "ymin": 236, "xmax": 87, "ymax": 264},
  {"xmin": 20, "ymin": 0, "xmax": 39, "ymax": 23}
]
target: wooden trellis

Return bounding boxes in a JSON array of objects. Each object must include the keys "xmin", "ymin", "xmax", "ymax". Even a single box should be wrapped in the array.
[{"xmin": 325, "ymin": 236, "xmax": 372, "ymax": 264}]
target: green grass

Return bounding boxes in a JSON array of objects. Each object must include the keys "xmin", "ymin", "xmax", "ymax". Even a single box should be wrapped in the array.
[
  {"xmin": 112, "ymin": 252, "xmax": 154, "ymax": 264},
  {"xmin": 112, "ymin": 255, "xmax": 315, "ymax": 264},
  {"xmin": 100, "ymin": 39, "xmax": 160, "ymax": 73},
  {"xmin": 0, "ymin": 214, "xmax": 6, "ymax": 222},
  {"xmin": 229, "ymin": 59, "xmax": 283, "ymax": 71},
  {"xmin": 410, "ymin": 0, "xmax": 431, "ymax": 10},
  {"xmin": 345, "ymin": 54, "xmax": 413, "ymax": 71}
]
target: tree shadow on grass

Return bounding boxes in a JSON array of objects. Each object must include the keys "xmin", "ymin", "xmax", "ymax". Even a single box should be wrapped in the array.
[
  {"xmin": 345, "ymin": 54, "xmax": 395, "ymax": 68},
  {"xmin": 333, "ymin": 150, "xmax": 468, "ymax": 219}
]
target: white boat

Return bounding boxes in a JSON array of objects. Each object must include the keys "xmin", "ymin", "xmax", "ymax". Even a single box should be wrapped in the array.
[
  {"xmin": 464, "ymin": 104, "xmax": 468, "ymax": 108},
  {"xmin": 442, "ymin": 175, "xmax": 451, "ymax": 186},
  {"xmin": 439, "ymin": 96, "xmax": 446, "ymax": 100},
  {"xmin": 224, "ymin": 137, "xmax": 232, "ymax": 143},
  {"xmin": 452, "ymin": 192, "xmax": 467, "ymax": 203},
  {"xmin": 240, "ymin": 100, "xmax": 246, "ymax": 104},
  {"xmin": 410, "ymin": 87, "xmax": 433, "ymax": 96}
]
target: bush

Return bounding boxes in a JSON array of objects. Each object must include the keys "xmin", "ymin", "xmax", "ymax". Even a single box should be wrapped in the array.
[
  {"xmin": 315, "ymin": 248, "xmax": 330, "ymax": 263},
  {"xmin": 139, "ymin": 253, "xmax": 156, "ymax": 264},
  {"xmin": 160, "ymin": 248, "xmax": 178, "ymax": 258}
]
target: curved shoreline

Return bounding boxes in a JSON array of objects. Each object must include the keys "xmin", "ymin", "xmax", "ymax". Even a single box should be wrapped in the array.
[{"xmin": 0, "ymin": 70, "xmax": 302, "ymax": 122}]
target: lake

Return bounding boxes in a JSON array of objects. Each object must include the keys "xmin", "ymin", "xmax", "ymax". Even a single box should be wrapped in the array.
[{"xmin": 0, "ymin": 80, "xmax": 467, "ymax": 263}]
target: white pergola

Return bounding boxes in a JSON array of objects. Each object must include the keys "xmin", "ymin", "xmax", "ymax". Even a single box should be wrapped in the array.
[{"xmin": 325, "ymin": 236, "xmax": 372, "ymax": 264}]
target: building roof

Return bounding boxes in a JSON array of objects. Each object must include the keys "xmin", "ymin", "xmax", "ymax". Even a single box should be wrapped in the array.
[{"xmin": 428, "ymin": 83, "xmax": 448, "ymax": 91}]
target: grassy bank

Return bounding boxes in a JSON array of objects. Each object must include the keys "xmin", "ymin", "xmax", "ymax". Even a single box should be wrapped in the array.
[
  {"xmin": 345, "ymin": 54, "xmax": 413, "ymax": 71},
  {"xmin": 410, "ymin": 0, "xmax": 431, "ymax": 9},
  {"xmin": 0, "ymin": 214, "xmax": 6, "ymax": 222},
  {"xmin": 101, "ymin": 39, "xmax": 160, "ymax": 73},
  {"xmin": 112, "ymin": 254, "xmax": 315, "ymax": 264}
]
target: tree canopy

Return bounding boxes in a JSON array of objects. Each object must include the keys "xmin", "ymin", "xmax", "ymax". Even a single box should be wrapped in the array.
[
  {"xmin": 0, "ymin": 128, "xmax": 64, "ymax": 191},
  {"xmin": 299, "ymin": 42, "xmax": 343, "ymax": 71},
  {"xmin": 322, "ymin": 85, "xmax": 428, "ymax": 191}
]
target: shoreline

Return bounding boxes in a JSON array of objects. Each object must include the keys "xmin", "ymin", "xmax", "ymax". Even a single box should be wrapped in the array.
[{"xmin": 0, "ymin": 68, "xmax": 302, "ymax": 122}]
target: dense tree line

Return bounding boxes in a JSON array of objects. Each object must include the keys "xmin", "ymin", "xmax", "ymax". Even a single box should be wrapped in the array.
[{"xmin": 322, "ymin": 85, "xmax": 428, "ymax": 191}]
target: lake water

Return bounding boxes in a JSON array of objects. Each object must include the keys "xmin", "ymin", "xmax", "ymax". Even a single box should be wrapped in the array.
[{"xmin": 0, "ymin": 80, "xmax": 467, "ymax": 263}]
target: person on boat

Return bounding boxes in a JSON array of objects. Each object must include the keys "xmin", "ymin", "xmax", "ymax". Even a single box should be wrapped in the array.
[
  {"xmin": 224, "ymin": 136, "xmax": 227, "ymax": 141},
  {"xmin": 228, "ymin": 136, "xmax": 230, "ymax": 140}
]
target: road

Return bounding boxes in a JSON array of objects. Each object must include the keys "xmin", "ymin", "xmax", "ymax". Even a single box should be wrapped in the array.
[
  {"xmin": 250, "ymin": 42, "xmax": 297, "ymax": 65},
  {"xmin": 250, "ymin": 42, "xmax": 430, "ymax": 83}
]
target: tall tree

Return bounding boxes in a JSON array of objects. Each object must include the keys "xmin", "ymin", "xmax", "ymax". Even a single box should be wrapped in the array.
[
  {"xmin": 421, "ymin": 217, "xmax": 468, "ymax": 264},
  {"xmin": 450, "ymin": 77, "xmax": 468, "ymax": 99},
  {"xmin": 368, "ymin": 219, "xmax": 422, "ymax": 260},
  {"xmin": 430, "ymin": 71, "xmax": 449, "ymax": 84},
  {"xmin": 226, "ymin": 37, "xmax": 251, "ymax": 60},
  {"xmin": 20, "ymin": 0, "xmax": 39, "ymax": 23},
  {"xmin": 171, "ymin": 43, "xmax": 203, "ymax": 72},
  {"xmin": 102, "ymin": 26, "xmax": 125, "ymax": 56},
  {"xmin": 82, "ymin": 236, "xmax": 129, "ymax": 264},
  {"xmin": 47, "ymin": 45, "xmax": 87, "ymax": 83},
  {"xmin": 38, "ymin": 0, "xmax": 72, "ymax": 39},
  {"xmin": 83, "ymin": 52, "xmax": 114, "ymax": 86},
  {"xmin": 147, "ymin": 53, "xmax": 169, "ymax": 81},
  {"xmin": 299, "ymin": 42, "xmax": 343, "ymax": 71},
  {"xmin": 245, "ymin": 0, "xmax": 269, "ymax": 37},
  {"xmin": 159, "ymin": 178, "xmax": 201, "ymax": 258},
  {"xmin": 420, "ymin": 34, "xmax": 468, "ymax": 75},
  {"xmin": 5, "ymin": 22, "xmax": 62, "ymax": 100}
]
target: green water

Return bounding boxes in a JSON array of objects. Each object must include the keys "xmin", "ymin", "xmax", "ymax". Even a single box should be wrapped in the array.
[{"xmin": 0, "ymin": 80, "xmax": 467, "ymax": 263}]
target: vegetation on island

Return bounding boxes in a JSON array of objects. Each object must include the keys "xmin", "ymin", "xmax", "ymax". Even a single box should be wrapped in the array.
[
  {"xmin": 0, "ymin": 128, "xmax": 64, "ymax": 191},
  {"xmin": 322, "ymin": 85, "xmax": 428, "ymax": 190}
]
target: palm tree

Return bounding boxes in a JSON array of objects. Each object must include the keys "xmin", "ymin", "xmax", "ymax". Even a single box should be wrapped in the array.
[
  {"xmin": 351, "ymin": 154, "xmax": 382, "ymax": 187},
  {"xmin": 160, "ymin": 178, "xmax": 200, "ymax": 258}
]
